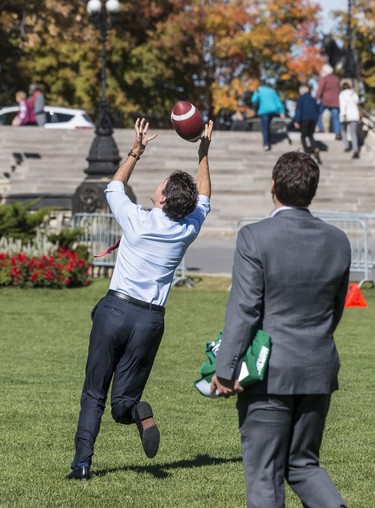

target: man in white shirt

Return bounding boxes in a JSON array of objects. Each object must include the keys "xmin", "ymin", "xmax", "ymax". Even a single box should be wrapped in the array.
[{"xmin": 67, "ymin": 117, "xmax": 213, "ymax": 480}]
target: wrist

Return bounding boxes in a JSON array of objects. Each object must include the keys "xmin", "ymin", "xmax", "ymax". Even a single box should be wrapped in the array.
[
  {"xmin": 128, "ymin": 149, "xmax": 142, "ymax": 160},
  {"xmin": 128, "ymin": 145, "xmax": 145, "ymax": 160}
]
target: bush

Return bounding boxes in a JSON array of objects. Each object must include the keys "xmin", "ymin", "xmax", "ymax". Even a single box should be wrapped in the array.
[
  {"xmin": 47, "ymin": 227, "xmax": 89, "ymax": 258},
  {"xmin": 0, "ymin": 201, "xmax": 52, "ymax": 244},
  {"xmin": 0, "ymin": 249, "xmax": 91, "ymax": 288}
]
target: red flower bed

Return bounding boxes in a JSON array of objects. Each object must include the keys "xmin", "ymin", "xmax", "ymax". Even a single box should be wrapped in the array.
[{"xmin": 0, "ymin": 249, "xmax": 91, "ymax": 288}]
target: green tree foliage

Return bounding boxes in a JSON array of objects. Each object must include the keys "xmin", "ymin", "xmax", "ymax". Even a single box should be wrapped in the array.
[
  {"xmin": 5, "ymin": 1, "xmax": 371, "ymax": 122},
  {"xmin": 333, "ymin": 0, "xmax": 375, "ymax": 109},
  {"xmin": 0, "ymin": 201, "xmax": 52, "ymax": 243},
  {"xmin": 47, "ymin": 227, "xmax": 89, "ymax": 259}
]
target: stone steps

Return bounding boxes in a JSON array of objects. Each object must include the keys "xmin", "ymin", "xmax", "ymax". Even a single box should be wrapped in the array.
[{"xmin": 1, "ymin": 126, "xmax": 374, "ymax": 234}]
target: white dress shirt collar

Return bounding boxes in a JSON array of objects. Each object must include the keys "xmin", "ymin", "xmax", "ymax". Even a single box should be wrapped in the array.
[{"xmin": 270, "ymin": 206, "xmax": 294, "ymax": 217}]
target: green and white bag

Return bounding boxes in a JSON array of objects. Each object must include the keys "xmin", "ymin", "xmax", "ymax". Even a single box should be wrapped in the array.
[{"xmin": 194, "ymin": 329, "xmax": 271, "ymax": 397}]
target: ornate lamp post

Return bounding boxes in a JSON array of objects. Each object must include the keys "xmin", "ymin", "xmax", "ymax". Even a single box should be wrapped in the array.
[
  {"xmin": 73, "ymin": 0, "xmax": 123, "ymax": 214},
  {"xmin": 345, "ymin": 0, "xmax": 357, "ymax": 78}
]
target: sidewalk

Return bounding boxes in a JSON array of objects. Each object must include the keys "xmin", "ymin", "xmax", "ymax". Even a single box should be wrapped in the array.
[{"xmin": 186, "ymin": 234, "xmax": 236, "ymax": 276}]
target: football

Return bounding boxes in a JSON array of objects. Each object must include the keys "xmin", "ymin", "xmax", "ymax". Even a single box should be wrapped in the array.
[{"xmin": 171, "ymin": 101, "xmax": 204, "ymax": 142}]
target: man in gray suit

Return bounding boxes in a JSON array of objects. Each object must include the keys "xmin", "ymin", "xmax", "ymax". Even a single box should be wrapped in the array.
[{"xmin": 211, "ymin": 151, "xmax": 350, "ymax": 508}]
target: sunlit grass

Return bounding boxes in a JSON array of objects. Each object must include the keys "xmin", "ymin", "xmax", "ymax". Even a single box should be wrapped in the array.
[{"xmin": 0, "ymin": 279, "xmax": 373, "ymax": 507}]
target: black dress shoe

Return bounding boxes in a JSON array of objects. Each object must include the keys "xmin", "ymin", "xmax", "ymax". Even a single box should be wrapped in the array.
[
  {"xmin": 313, "ymin": 149, "xmax": 322, "ymax": 165},
  {"xmin": 66, "ymin": 466, "xmax": 91, "ymax": 480},
  {"xmin": 134, "ymin": 401, "xmax": 160, "ymax": 459},
  {"xmin": 352, "ymin": 152, "xmax": 359, "ymax": 159}
]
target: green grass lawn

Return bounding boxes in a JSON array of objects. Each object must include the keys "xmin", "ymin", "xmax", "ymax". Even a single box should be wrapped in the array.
[{"xmin": 0, "ymin": 278, "xmax": 373, "ymax": 508}]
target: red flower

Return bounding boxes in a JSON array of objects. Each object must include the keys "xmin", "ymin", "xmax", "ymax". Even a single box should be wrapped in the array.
[{"xmin": 0, "ymin": 249, "xmax": 91, "ymax": 289}]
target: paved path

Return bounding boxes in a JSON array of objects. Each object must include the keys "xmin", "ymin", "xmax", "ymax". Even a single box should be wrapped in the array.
[{"xmin": 186, "ymin": 234, "xmax": 236, "ymax": 276}]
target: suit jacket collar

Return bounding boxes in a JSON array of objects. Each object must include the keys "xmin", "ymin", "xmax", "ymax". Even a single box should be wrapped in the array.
[{"xmin": 271, "ymin": 207, "xmax": 312, "ymax": 218}]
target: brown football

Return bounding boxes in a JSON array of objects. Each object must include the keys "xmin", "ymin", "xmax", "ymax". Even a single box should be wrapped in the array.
[{"xmin": 171, "ymin": 101, "xmax": 204, "ymax": 142}]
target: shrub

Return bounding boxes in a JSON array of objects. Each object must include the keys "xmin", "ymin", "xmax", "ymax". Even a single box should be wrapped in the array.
[
  {"xmin": 0, "ymin": 249, "xmax": 91, "ymax": 288},
  {"xmin": 0, "ymin": 201, "xmax": 52, "ymax": 244}
]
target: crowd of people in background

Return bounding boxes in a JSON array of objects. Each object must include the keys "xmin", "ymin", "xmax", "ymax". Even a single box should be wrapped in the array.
[
  {"xmin": 11, "ymin": 70, "xmax": 363, "ymax": 161},
  {"xmin": 229, "ymin": 63, "xmax": 363, "ymax": 161},
  {"xmin": 12, "ymin": 83, "xmax": 45, "ymax": 127}
]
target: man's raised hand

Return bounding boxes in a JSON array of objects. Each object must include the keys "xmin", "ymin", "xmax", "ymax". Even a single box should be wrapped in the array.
[
  {"xmin": 133, "ymin": 117, "xmax": 158, "ymax": 153},
  {"xmin": 198, "ymin": 120, "xmax": 214, "ymax": 161}
]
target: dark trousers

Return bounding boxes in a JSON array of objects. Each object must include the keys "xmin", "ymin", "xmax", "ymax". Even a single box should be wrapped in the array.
[
  {"xmin": 237, "ymin": 393, "xmax": 347, "ymax": 508},
  {"xmin": 71, "ymin": 293, "xmax": 164, "ymax": 467},
  {"xmin": 260, "ymin": 114, "xmax": 274, "ymax": 147},
  {"xmin": 300, "ymin": 119, "xmax": 317, "ymax": 154}
]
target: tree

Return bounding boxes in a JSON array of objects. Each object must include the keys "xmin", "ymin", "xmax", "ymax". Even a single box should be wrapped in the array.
[
  {"xmin": 0, "ymin": 1, "xmax": 205, "ymax": 123},
  {"xmin": 0, "ymin": 1, "xmax": 94, "ymax": 109},
  {"xmin": 203, "ymin": 0, "xmax": 323, "ymax": 114},
  {"xmin": 332, "ymin": 0, "xmax": 375, "ymax": 109},
  {"xmin": 0, "ymin": 0, "xmax": 325, "ymax": 122}
]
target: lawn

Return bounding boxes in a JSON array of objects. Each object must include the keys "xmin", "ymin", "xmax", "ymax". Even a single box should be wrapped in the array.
[{"xmin": 0, "ymin": 277, "xmax": 373, "ymax": 508}]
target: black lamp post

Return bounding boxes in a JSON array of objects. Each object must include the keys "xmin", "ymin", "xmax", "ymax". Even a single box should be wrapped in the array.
[
  {"xmin": 345, "ymin": 0, "xmax": 357, "ymax": 78},
  {"xmin": 72, "ymin": 0, "xmax": 122, "ymax": 214}
]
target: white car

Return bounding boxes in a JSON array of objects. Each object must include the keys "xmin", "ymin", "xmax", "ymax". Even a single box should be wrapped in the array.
[{"xmin": 0, "ymin": 105, "xmax": 95, "ymax": 129}]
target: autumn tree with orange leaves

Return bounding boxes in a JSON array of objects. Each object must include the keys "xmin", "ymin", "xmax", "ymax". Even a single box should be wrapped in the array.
[{"xmin": 203, "ymin": 0, "xmax": 323, "ymax": 115}]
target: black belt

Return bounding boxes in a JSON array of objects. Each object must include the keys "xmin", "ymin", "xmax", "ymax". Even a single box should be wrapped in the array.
[{"xmin": 107, "ymin": 290, "xmax": 165, "ymax": 314}]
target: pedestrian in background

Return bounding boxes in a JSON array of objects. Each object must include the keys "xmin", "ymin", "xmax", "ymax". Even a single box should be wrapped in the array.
[
  {"xmin": 29, "ymin": 83, "xmax": 46, "ymax": 126},
  {"xmin": 339, "ymin": 82, "xmax": 360, "ymax": 159},
  {"xmin": 211, "ymin": 151, "xmax": 350, "ymax": 508},
  {"xmin": 251, "ymin": 82, "xmax": 285, "ymax": 151},
  {"xmin": 315, "ymin": 64, "xmax": 341, "ymax": 139},
  {"xmin": 294, "ymin": 84, "xmax": 321, "ymax": 163},
  {"xmin": 12, "ymin": 91, "xmax": 37, "ymax": 127}
]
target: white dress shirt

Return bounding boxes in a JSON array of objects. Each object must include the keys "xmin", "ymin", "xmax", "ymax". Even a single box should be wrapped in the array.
[{"xmin": 105, "ymin": 180, "xmax": 210, "ymax": 305}]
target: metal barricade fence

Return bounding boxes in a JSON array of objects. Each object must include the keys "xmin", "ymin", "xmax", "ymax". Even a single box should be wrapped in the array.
[
  {"xmin": 315, "ymin": 212, "xmax": 375, "ymax": 286},
  {"xmin": 235, "ymin": 213, "xmax": 375, "ymax": 287},
  {"xmin": 73, "ymin": 213, "xmax": 121, "ymax": 268},
  {"xmin": 72, "ymin": 213, "xmax": 191, "ymax": 286}
]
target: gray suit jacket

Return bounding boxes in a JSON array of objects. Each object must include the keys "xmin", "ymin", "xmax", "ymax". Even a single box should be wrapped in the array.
[{"xmin": 216, "ymin": 208, "xmax": 351, "ymax": 394}]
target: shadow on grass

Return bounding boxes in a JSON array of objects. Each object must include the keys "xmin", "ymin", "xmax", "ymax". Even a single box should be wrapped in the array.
[{"xmin": 94, "ymin": 453, "xmax": 242, "ymax": 479}]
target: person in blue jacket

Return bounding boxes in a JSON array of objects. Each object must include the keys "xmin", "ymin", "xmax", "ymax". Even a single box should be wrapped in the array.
[
  {"xmin": 251, "ymin": 82, "xmax": 285, "ymax": 151},
  {"xmin": 294, "ymin": 85, "xmax": 321, "ymax": 164}
]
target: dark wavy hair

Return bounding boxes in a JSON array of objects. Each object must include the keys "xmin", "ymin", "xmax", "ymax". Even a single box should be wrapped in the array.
[
  {"xmin": 162, "ymin": 170, "xmax": 198, "ymax": 221},
  {"xmin": 272, "ymin": 151, "xmax": 319, "ymax": 207}
]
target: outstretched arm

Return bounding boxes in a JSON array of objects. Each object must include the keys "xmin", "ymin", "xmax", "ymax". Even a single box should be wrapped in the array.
[
  {"xmin": 196, "ymin": 120, "xmax": 214, "ymax": 198},
  {"xmin": 112, "ymin": 117, "xmax": 157, "ymax": 184}
]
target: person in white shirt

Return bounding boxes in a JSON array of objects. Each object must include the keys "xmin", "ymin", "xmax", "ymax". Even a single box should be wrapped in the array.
[
  {"xmin": 339, "ymin": 82, "xmax": 360, "ymax": 159},
  {"xmin": 67, "ymin": 117, "xmax": 213, "ymax": 480}
]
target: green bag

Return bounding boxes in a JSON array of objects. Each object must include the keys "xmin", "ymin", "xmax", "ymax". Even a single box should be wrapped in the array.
[{"xmin": 194, "ymin": 329, "xmax": 271, "ymax": 397}]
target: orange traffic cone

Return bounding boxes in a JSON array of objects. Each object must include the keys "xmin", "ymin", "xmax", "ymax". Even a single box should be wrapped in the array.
[{"xmin": 344, "ymin": 283, "xmax": 368, "ymax": 308}]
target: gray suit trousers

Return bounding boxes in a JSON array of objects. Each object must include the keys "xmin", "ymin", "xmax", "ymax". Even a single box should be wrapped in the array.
[{"xmin": 237, "ymin": 394, "xmax": 347, "ymax": 508}]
